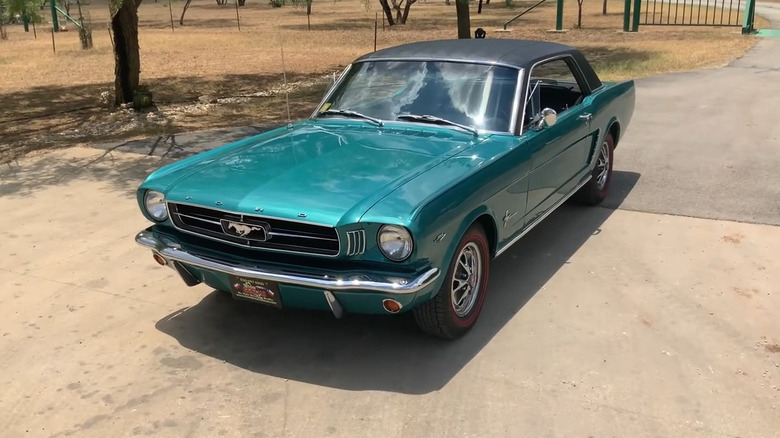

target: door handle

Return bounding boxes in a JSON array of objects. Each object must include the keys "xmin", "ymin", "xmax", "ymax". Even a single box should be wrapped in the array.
[{"xmin": 579, "ymin": 113, "xmax": 593, "ymax": 121}]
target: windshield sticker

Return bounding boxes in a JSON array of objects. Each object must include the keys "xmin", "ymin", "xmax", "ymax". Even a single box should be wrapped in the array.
[{"xmin": 319, "ymin": 103, "xmax": 332, "ymax": 113}]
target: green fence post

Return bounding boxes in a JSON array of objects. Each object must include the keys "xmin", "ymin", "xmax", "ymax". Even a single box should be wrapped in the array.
[
  {"xmin": 742, "ymin": 0, "xmax": 756, "ymax": 34},
  {"xmin": 631, "ymin": 0, "xmax": 641, "ymax": 31},
  {"xmin": 623, "ymin": 0, "xmax": 631, "ymax": 32},
  {"xmin": 556, "ymin": 0, "xmax": 564, "ymax": 31},
  {"xmin": 50, "ymin": 0, "xmax": 59, "ymax": 32}
]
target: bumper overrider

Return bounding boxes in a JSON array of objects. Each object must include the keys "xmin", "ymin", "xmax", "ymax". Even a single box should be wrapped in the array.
[{"xmin": 135, "ymin": 229, "xmax": 441, "ymax": 317}]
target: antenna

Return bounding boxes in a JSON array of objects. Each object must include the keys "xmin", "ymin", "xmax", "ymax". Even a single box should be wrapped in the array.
[{"xmin": 280, "ymin": 36, "xmax": 292, "ymax": 129}]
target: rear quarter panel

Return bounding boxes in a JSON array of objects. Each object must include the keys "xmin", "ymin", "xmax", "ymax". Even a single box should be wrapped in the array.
[{"xmin": 587, "ymin": 80, "xmax": 636, "ymax": 153}]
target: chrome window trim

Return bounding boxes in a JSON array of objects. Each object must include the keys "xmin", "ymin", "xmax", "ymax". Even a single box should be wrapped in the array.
[
  {"xmin": 351, "ymin": 57, "xmax": 523, "ymax": 69},
  {"xmin": 166, "ymin": 201, "xmax": 342, "ymax": 258},
  {"xmin": 509, "ymin": 68, "xmax": 525, "ymax": 136},
  {"xmin": 517, "ymin": 54, "xmax": 593, "ymax": 135},
  {"xmin": 310, "ymin": 64, "xmax": 353, "ymax": 119},
  {"xmin": 311, "ymin": 59, "xmax": 523, "ymax": 136}
]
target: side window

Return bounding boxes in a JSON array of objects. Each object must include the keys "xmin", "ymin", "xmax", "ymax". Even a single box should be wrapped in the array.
[{"xmin": 523, "ymin": 57, "xmax": 587, "ymax": 130}]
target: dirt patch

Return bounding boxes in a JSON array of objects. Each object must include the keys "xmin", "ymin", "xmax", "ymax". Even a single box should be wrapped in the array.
[{"xmin": 722, "ymin": 233, "xmax": 745, "ymax": 244}]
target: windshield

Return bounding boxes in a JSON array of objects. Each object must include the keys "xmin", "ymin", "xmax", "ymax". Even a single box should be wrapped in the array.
[{"xmin": 315, "ymin": 61, "xmax": 520, "ymax": 133}]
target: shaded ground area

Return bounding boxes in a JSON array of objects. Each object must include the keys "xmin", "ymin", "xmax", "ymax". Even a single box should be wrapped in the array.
[{"xmin": 0, "ymin": 72, "xmax": 331, "ymax": 163}]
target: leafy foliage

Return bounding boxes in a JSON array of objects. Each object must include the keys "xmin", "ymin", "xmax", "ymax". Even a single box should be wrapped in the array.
[{"xmin": 0, "ymin": 0, "xmax": 44, "ymax": 23}]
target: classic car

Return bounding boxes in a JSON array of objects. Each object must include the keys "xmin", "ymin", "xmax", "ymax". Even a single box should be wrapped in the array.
[{"xmin": 135, "ymin": 39, "xmax": 635, "ymax": 340}]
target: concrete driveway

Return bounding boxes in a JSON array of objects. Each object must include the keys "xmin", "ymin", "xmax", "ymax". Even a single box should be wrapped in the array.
[{"xmin": 2, "ymin": 16, "xmax": 780, "ymax": 438}]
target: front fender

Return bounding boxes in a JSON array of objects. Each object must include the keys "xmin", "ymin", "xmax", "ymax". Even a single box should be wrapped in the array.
[{"xmin": 412, "ymin": 204, "xmax": 498, "ymax": 303}]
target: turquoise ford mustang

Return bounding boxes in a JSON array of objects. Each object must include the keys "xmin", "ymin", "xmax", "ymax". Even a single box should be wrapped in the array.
[{"xmin": 135, "ymin": 39, "xmax": 635, "ymax": 340}]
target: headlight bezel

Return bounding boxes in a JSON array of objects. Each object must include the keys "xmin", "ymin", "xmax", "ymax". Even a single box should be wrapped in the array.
[
  {"xmin": 143, "ymin": 190, "xmax": 168, "ymax": 222},
  {"xmin": 377, "ymin": 225, "xmax": 414, "ymax": 262}
]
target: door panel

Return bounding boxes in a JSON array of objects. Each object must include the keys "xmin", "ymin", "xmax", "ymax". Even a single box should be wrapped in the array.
[{"xmin": 521, "ymin": 57, "xmax": 599, "ymax": 224}]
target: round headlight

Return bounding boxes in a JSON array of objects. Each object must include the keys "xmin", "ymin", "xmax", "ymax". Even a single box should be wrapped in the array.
[
  {"xmin": 144, "ymin": 190, "xmax": 168, "ymax": 221},
  {"xmin": 377, "ymin": 225, "xmax": 413, "ymax": 261}
]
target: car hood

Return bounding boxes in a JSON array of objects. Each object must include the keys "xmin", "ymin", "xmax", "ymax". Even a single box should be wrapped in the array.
[{"xmin": 150, "ymin": 121, "xmax": 487, "ymax": 226}]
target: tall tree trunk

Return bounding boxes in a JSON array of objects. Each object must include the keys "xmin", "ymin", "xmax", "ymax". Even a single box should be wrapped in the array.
[
  {"xmin": 179, "ymin": 0, "xmax": 192, "ymax": 25},
  {"xmin": 456, "ymin": 0, "xmax": 470, "ymax": 38},
  {"xmin": 306, "ymin": 0, "xmax": 311, "ymax": 15},
  {"xmin": 602, "ymin": 0, "xmax": 607, "ymax": 14},
  {"xmin": 378, "ymin": 0, "xmax": 395, "ymax": 25},
  {"xmin": 112, "ymin": 0, "xmax": 142, "ymax": 105},
  {"xmin": 400, "ymin": 0, "xmax": 415, "ymax": 23}
]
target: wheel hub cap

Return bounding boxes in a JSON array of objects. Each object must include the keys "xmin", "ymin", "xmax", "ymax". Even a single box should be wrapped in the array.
[
  {"xmin": 451, "ymin": 242, "xmax": 482, "ymax": 318},
  {"xmin": 596, "ymin": 140, "xmax": 610, "ymax": 191}
]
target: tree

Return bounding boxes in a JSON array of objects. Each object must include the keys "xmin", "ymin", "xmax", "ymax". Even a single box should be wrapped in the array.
[
  {"xmin": 602, "ymin": 0, "xmax": 607, "ymax": 15},
  {"xmin": 456, "ymin": 0, "xmax": 469, "ymax": 38},
  {"xmin": 110, "ymin": 0, "xmax": 144, "ymax": 106},
  {"xmin": 2, "ymin": 0, "xmax": 43, "ymax": 23},
  {"xmin": 289, "ymin": 0, "xmax": 313, "ymax": 15},
  {"xmin": 377, "ymin": 0, "xmax": 416, "ymax": 26},
  {"xmin": 179, "ymin": 0, "xmax": 191, "ymax": 24},
  {"xmin": 576, "ymin": 0, "xmax": 584, "ymax": 28}
]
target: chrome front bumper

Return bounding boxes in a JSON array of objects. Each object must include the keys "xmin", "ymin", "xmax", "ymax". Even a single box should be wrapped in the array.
[{"xmin": 135, "ymin": 230, "xmax": 440, "ymax": 295}]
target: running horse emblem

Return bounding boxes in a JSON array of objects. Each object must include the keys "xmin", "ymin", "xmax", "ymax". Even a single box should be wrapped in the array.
[{"xmin": 222, "ymin": 220, "xmax": 269, "ymax": 240}]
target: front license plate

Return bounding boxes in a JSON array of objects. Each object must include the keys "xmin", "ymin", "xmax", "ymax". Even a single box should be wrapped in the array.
[{"xmin": 228, "ymin": 275, "xmax": 282, "ymax": 308}]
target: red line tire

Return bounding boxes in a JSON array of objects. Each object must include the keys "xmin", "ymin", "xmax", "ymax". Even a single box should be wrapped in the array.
[{"xmin": 413, "ymin": 224, "xmax": 490, "ymax": 340}]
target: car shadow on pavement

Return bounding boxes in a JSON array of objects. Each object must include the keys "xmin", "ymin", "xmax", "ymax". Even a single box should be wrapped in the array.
[{"xmin": 155, "ymin": 171, "xmax": 640, "ymax": 394}]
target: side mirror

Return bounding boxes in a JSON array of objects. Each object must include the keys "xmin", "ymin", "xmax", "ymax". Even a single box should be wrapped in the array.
[{"xmin": 538, "ymin": 107, "xmax": 557, "ymax": 129}]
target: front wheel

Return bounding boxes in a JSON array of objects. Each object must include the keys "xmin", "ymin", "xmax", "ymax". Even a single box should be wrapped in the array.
[
  {"xmin": 413, "ymin": 224, "xmax": 490, "ymax": 340},
  {"xmin": 575, "ymin": 132, "xmax": 615, "ymax": 205}
]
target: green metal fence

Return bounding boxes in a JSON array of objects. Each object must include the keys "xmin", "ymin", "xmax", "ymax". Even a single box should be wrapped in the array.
[{"xmin": 624, "ymin": 0, "xmax": 756, "ymax": 33}]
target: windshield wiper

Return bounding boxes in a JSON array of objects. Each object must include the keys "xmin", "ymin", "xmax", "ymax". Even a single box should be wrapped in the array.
[
  {"xmin": 396, "ymin": 114, "xmax": 479, "ymax": 137},
  {"xmin": 320, "ymin": 108, "xmax": 384, "ymax": 126}
]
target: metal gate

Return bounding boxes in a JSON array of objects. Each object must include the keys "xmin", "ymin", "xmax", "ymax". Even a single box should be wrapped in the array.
[{"xmin": 640, "ymin": 0, "xmax": 743, "ymax": 26}]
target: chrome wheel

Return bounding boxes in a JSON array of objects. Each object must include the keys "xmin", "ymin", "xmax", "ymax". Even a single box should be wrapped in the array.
[
  {"xmin": 595, "ymin": 140, "xmax": 611, "ymax": 191},
  {"xmin": 451, "ymin": 242, "xmax": 482, "ymax": 317}
]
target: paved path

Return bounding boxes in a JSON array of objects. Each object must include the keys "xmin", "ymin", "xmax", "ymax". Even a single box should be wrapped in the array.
[
  {"xmin": 612, "ymin": 28, "xmax": 780, "ymax": 224},
  {"xmin": 2, "ymin": 9, "xmax": 780, "ymax": 437}
]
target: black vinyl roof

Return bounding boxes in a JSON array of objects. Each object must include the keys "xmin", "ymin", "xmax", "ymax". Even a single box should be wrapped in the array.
[
  {"xmin": 354, "ymin": 38, "xmax": 603, "ymax": 90},
  {"xmin": 355, "ymin": 39, "xmax": 577, "ymax": 69}
]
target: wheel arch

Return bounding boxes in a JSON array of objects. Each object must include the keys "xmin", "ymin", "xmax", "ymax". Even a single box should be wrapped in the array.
[
  {"xmin": 473, "ymin": 214, "xmax": 498, "ymax": 259},
  {"xmin": 445, "ymin": 207, "xmax": 499, "ymax": 264},
  {"xmin": 607, "ymin": 119, "xmax": 621, "ymax": 148}
]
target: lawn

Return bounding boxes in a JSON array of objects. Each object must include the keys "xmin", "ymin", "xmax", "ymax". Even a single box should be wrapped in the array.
[{"xmin": 0, "ymin": 0, "xmax": 762, "ymax": 162}]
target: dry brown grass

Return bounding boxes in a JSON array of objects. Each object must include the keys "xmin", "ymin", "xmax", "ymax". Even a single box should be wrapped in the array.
[{"xmin": 0, "ymin": 0, "xmax": 762, "ymax": 162}]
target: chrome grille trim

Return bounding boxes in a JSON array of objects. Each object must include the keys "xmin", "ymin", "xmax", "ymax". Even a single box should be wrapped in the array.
[
  {"xmin": 345, "ymin": 230, "xmax": 366, "ymax": 256},
  {"xmin": 167, "ymin": 202, "xmax": 341, "ymax": 257}
]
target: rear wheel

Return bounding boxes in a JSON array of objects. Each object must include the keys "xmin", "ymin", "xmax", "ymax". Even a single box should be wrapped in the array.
[
  {"xmin": 413, "ymin": 224, "xmax": 490, "ymax": 340},
  {"xmin": 575, "ymin": 132, "xmax": 615, "ymax": 205}
]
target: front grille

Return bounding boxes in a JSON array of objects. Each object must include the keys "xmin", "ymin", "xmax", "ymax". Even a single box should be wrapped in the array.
[{"xmin": 168, "ymin": 203, "xmax": 340, "ymax": 256}]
